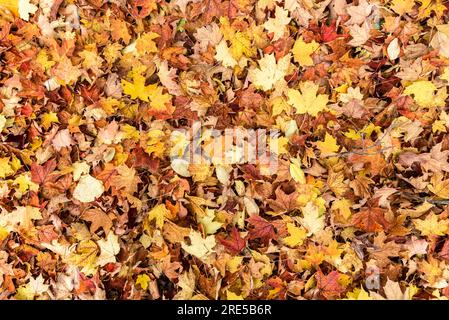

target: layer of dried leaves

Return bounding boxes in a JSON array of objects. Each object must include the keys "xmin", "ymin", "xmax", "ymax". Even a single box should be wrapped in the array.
[{"xmin": 1, "ymin": 0, "xmax": 449, "ymax": 300}]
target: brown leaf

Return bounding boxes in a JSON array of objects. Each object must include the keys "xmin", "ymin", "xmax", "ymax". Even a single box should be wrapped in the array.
[
  {"xmin": 267, "ymin": 188, "xmax": 299, "ymax": 213},
  {"xmin": 82, "ymin": 208, "xmax": 113, "ymax": 234}
]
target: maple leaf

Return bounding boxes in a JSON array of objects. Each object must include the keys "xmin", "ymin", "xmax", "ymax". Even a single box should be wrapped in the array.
[
  {"xmin": 315, "ymin": 269, "xmax": 346, "ymax": 299},
  {"xmin": 68, "ymin": 240, "xmax": 99, "ymax": 275},
  {"xmin": 199, "ymin": 208, "xmax": 223, "ymax": 235},
  {"xmin": 418, "ymin": 0, "xmax": 446, "ymax": 19},
  {"xmin": 96, "ymin": 233, "xmax": 120, "ymax": 267},
  {"xmin": 15, "ymin": 275, "xmax": 49, "ymax": 300},
  {"xmin": 181, "ymin": 230, "xmax": 216, "ymax": 259},
  {"xmin": 82, "ymin": 208, "xmax": 113, "ymax": 235},
  {"xmin": 321, "ymin": 20, "xmax": 340, "ymax": 43},
  {"xmin": 427, "ymin": 173, "xmax": 449, "ymax": 198},
  {"xmin": 352, "ymin": 207, "xmax": 390, "ymax": 232},
  {"xmin": 403, "ymin": 80, "xmax": 447, "ymax": 108},
  {"xmin": 110, "ymin": 165, "xmax": 142, "ymax": 195},
  {"xmin": 246, "ymin": 215, "xmax": 277, "ymax": 244},
  {"xmin": 136, "ymin": 274, "xmax": 150, "ymax": 291},
  {"xmin": 292, "ymin": 37, "xmax": 320, "ymax": 67},
  {"xmin": 0, "ymin": 157, "xmax": 14, "ymax": 178},
  {"xmin": 346, "ymin": 0, "xmax": 374, "ymax": 25},
  {"xmin": 267, "ymin": 188, "xmax": 299, "ymax": 213},
  {"xmin": 263, "ymin": 6, "xmax": 291, "ymax": 41},
  {"xmin": 31, "ymin": 159, "xmax": 57, "ymax": 185},
  {"xmin": 300, "ymin": 202, "xmax": 325, "ymax": 236},
  {"xmin": 173, "ymin": 269, "xmax": 196, "ymax": 300},
  {"xmin": 287, "ymin": 81, "xmax": 329, "ymax": 117},
  {"xmin": 121, "ymin": 68, "xmax": 172, "ymax": 111},
  {"xmin": 316, "ymin": 133, "xmax": 340, "ymax": 157},
  {"xmin": 217, "ymin": 227, "xmax": 246, "ymax": 254},
  {"xmin": 414, "ymin": 212, "xmax": 449, "ymax": 236},
  {"xmin": 283, "ymin": 222, "xmax": 307, "ymax": 247},
  {"xmin": 215, "ymin": 40, "xmax": 237, "ymax": 68},
  {"xmin": 146, "ymin": 204, "xmax": 170, "ymax": 230},
  {"xmin": 248, "ymin": 53, "xmax": 291, "ymax": 91},
  {"xmin": 347, "ymin": 22, "xmax": 371, "ymax": 47},
  {"xmin": 370, "ymin": 279, "xmax": 418, "ymax": 300}
]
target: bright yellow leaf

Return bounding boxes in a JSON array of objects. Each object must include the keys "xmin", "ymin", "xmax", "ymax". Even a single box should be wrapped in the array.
[
  {"xmin": 283, "ymin": 222, "xmax": 307, "ymax": 247},
  {"xmin": 292, "ymin": 37, "xmax": 320, "ymax": 67},
  {"xmin": 316, "ymin": 133, "xmax": 339, "ymax": 157},
  {"xmin": 0, "ymin": 157, "xmax": 14, "ymax": 178},
  {"xmin": 146, "ymin": 204, "xmax": 170, "ymax": 229},
  {"xmin": 287, "ymin": 81, "xmax": 329, "ymax": 117}
]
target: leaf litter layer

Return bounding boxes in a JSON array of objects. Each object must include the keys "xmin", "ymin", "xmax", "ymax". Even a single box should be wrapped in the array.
[{"xmin": 1, "ymin": 0, "xmax": 449, "ymax": 300}]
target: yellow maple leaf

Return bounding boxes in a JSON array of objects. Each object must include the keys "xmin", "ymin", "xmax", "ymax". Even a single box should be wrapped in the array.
[
  {"xmin": 41, "ymin": 112, "xmax": 59, "ymax": 130},
  {"xmin": 316, "ymin": 133, "xmax": 340, "ymax": 157},
  {"xmin": 121, "ymin": 68, "xmax": 172, "ymax": 110},
  {"xmin": 331, "ymin": 199, "xmax": 352, "ymax": 220},
  {"xmin": 146, "ymin": 204, "xmax": 170, "ymax": 229},
  {"xmin": 263, "ymin": 6, "xmax": 291, "ymax": 41},
  {"xmin": 181, "ymin": 230, "xmax": 216, "ymax": 259},
  {"xmin": 68, "ymin": 240, "xmax": 99, "ymax": 275},
  {"xmin": 136, "ymin": 274, "xmax": 151, "ymax": 291},
  {"xmin": 215, "ymin": 40, "xmax": 237, "ymax": 68},
  {"xmin": 283, "ymin": 222, "xmax": 307, "ymax": 247},
  {"xmin": 428, "ymin": 173, "xmax": 449, "ymax": 198},
  {"xmin": 229, "ymin": 32, "xmax": 254, "ymax": 60},
  {"xmin": 404, "ymin": 80, "xmax": 447, "ymax": 108},
  {"xmin": 121, "ymin": 70, "xmax": 156, "ymax": 102},
  {"xmin": 148, "ymin": 86, "xmax": 172, "ymax": 111},
  {"xmin": 414, "ymin": 212, "xmax": 448, "ymax": 236},
  {"xmin": 300, "ymin": 202, "xmax": 325, "ymax": 236},
  {"xmin": 145, "ymin": 129, "xmax": 165, "ymax": 158},
  {"xmin": 0, "ymin": 157, "xmax": 14, "ymax": 178},
  {"xmin": 248, "ymin": 53, "xmax": 291, "ymax": 91},
  {"xmin": 199, "ymin": 208, "xmax": 222, "ymax": 235},
  {"xmin": 13, "ymin": 173, "xmax": 39, "ymax": 194},
  {"xmin": 418, "ymin": 0, "xmax": 446, "ymax": 19},
  {"xmin": 287, "ymin": 81, "xmax": 329, "ymax": 116},
  {"xmin": 121, "ymin": 124, "xmax": 140, "ymax": 141},
  {"xmin": 271, "ymin": 96, "xmax": 291, "ymax": 116},
  {"xmin": 292, "ymin": 37, "xmax": 320, "ymax": 67},
  {"xmin": 390, "ymin": 0, "xmax": 415, "ymax": 15},
  {"xmin": 135, "ymin": 32, "xmax": 160, "ymax": 55}
]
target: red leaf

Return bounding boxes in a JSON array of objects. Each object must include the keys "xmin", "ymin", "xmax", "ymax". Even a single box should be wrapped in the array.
[
  {"xmin": 31, "ymin": 159, "xmax": 57, "ymax": 185},
  {"xmin": 315, "ymin": 269, "xmax": 346, "ymax": 299},
  {"xmin": 351, "ymin": 207, "xmax": 390, "ymax": 232},
  {"xmin": 129, "ymin": 147, "xmax": 159, "ymax": 173},
  {"xmin": 217, "ymin": 227, "xmax": 246, "ymax": 254},
  {"xmin": 246, "ymin": 215, "xmax": 276, "ymax": 244},
  {"xmin": 321, "ymin": 21, "xmax": 339, "ymax": 43}
]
